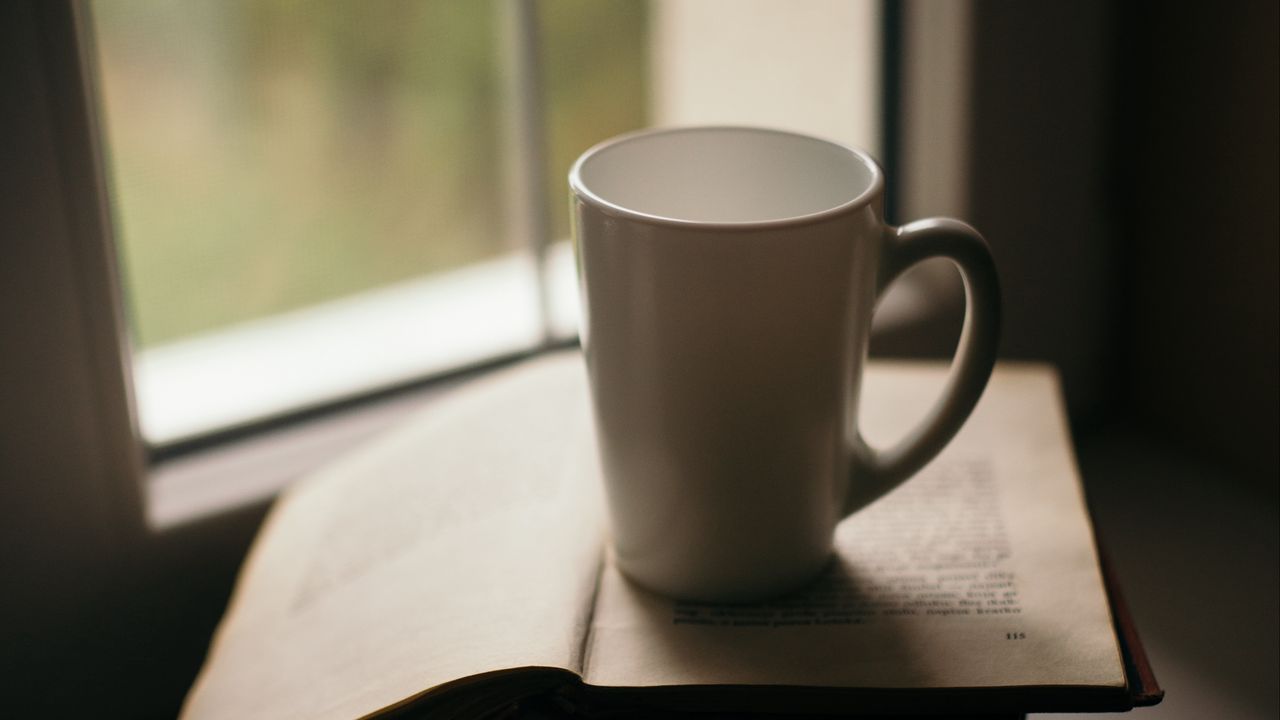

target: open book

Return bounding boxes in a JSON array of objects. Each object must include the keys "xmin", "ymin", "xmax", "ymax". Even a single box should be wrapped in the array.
[{"xmin": 181, "ymin": 352, "xmax": 1155, "ymax": 719}]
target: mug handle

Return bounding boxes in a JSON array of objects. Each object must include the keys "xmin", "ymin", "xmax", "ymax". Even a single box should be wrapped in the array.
[{"xmin": 844, "ymin": 218, "xmax": 1002, "ymax": 515}]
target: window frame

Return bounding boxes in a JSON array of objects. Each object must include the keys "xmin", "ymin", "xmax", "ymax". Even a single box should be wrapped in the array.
[
  {"xmin": 2, "ymin": 0, "xmax": 972, "ymax": 605},
  {"xmin": 2, "ymin": 0, "xmax": 148, "ymax": 545},
  {"xmin": 96, "ymin": 0, "xmax": 576, "ymax": 450}
]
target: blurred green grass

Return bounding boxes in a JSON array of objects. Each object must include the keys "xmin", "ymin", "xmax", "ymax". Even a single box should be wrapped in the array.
[{"xmin": 92, "ymin": 0, "xmax": 646, "ymax": 348}]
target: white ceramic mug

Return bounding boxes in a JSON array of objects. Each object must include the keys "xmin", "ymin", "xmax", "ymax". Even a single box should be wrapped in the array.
[{"xmin": 571, "ymin": 127, "xmax": 1000, "ymax": 602}]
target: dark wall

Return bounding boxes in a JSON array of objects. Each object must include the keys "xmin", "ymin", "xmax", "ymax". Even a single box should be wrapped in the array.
[
  {"xmin": 1118, "ymin": 0, "xmax": 1279, "ymax": 493},
  {"xmin": 967, "ymin": 0, "xmax": 1119, "ymax": 424},
  {"xmin": 966, "ymin": 0, "xmax": 1278, "ymax": 498}
]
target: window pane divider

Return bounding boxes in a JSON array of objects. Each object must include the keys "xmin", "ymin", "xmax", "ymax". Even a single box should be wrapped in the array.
[{"xmin": 502, "ymin": 0, "xmax": 556, "ymax": 346}]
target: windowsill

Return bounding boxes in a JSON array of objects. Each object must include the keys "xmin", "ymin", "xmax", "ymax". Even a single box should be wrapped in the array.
[
  {"xmin": 146, "ymin": 350, "xmax": 541, "ymax": 529},
  {"xmin": 146, "ymin": 257, "xmax": 965, "ymax": 531},
  {"xmin": 136, "ymin": 243, "xmax": 580, "ymax": 448}
]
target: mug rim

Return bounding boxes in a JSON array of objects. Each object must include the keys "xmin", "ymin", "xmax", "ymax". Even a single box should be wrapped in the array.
[{"xmin": 568, "ymin": 125, "xmax": 885, "ymax": 231}]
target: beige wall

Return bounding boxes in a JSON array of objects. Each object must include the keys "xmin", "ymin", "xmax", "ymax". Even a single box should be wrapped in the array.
[{"xmin": 650, "ymin": 0, "xmax": 881, "ymax": 156}]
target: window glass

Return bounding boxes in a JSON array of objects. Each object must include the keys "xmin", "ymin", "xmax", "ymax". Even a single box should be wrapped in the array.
[
  {"xmin": 95, "ymin": 1, "xmax": 507, "ymax": 349},
  {"xmin": 90, "ymin": 0, "xmax": 649, "ymax": 444},
  {"xmin": 540, "ymin": 0, "xmax": 649, "ymax": 241}
]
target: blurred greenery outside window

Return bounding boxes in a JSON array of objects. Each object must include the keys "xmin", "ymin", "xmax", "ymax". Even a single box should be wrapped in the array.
[{"xmin": 91, "ymin": 0, "xmax": 647, "ymax": 444}]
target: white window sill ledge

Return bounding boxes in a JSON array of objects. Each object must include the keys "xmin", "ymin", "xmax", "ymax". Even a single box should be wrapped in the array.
[{"xmin": 136, "ymin": 244, "xmax": 580, "ymax": 447}]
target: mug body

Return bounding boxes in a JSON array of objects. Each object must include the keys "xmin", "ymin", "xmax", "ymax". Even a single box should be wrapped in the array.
[{"xmin": 571, "ymin": 127, "xmax": 885, "ymax": 601}]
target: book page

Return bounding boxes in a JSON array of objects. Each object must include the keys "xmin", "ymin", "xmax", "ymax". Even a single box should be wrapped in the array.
[
  {"xmin": 583, "ymin": 362, "xmax": 1126, "ymax": 691},
  {"xmin": 181, "ymin": 352, "xmax": 605, "ymax": 720}
]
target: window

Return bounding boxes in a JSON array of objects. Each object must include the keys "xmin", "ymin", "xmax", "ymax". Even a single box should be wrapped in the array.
[
  {"xmin": 8, "ymin": 0, "xmax": 918, "ymax": 535},
  {"xmin": 90, "ymin": 0, "xmax": 648, "ymax": 446},
  {"xmin": 89, "ymin": 0, "xmax": 889, "ymax": 449},
  {"xmin": 105, "ymin": 0, "xmax": 892, "ymax": 527}
]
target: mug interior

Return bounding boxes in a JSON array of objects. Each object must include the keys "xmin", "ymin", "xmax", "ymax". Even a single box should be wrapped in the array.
[{"xmin": 571, "ymin": 127, "xmax": 879, "ymax": 225}]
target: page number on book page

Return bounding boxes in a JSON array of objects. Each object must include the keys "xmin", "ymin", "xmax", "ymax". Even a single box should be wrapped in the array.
[{"xmin": 1005, "ymin": 632, "xmax": 1026, "ymax": 640}]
